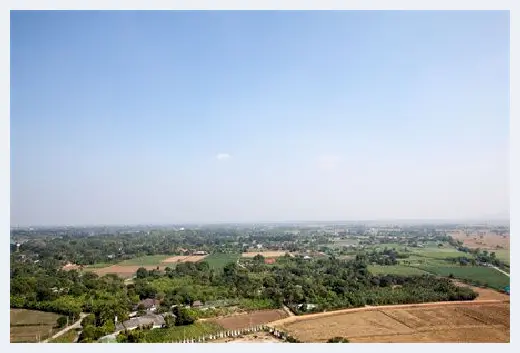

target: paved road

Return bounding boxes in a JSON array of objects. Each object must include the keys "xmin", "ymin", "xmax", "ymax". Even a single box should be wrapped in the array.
[
  {"xmin": 491, "ymin": 266, "xmax": 510, "ymax": 278},
  {"xmin": 43, "ymin": 312, "xmax": 88, "ymax": 343}
]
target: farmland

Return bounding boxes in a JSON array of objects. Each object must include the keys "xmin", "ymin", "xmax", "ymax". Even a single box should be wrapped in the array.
[
  {"xmin": 274, "ymin": 301, "xmax": 510, "ymax": 343},
  {"xmin": 417, "ymin": 265, "xmax": 510, "ymax": 290},
  {"xmin": 209, "ymin": 309, "xmax": 288, "ymax": 330},
  {"xmin": 135, "ymin": 322, "xmax": 223, "ymax": 343},
  {"xmin": 10, "ymin": 309, "xmax": 61, "ymax": 343},
  {"xmin": 242, "ymin": 251, "xmax": 288, "ymax": 258},
  {"xmin": 203, "ymin": 253, "xmax": 241, "ymax": 269},
  {"xmin": 162, "ymin": 255, "xmax": 208, "ymax": 263},
  {"xmin": 368, "ymin": 265, "xmax": 429, "ymax": 276},
  {"xmin": 91, "ymin": 265, "xmax": 165, "ymax": 278},
  {"xmin": 117, "ymin": 255, "xmax": 171, "ymax": 266}
]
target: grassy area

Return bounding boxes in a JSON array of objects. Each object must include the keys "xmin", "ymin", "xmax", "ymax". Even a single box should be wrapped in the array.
[
  {"xmin": 203, "ymin": 253, "xmax": 240, "ymax": 270},
  {"xmin": 418, "ymin": 265, "xmax": 510, "ymax": 290},
  {"xmin": 117, "ymin": 255, "xmax": 171, "ymax": 266},
  {"xmin": 493, "ymin": 249, "xmax": 510, "ymax": 264},
  {"xmin": 410, "ymin": 247, "xmax": 471, "ymax": 259},
  {"xmin": 138, "ymin": 322, "xmax": 223, "ymax": 343},
  {"xmin": 10, "ymin": 309, "xmax": 61, "ymax": 343},
  {"xmin": 50, "ymin": 329, "xmax": 78, "ymax": 343},
  {"xmin": 368, "ymin": 265, "xmax": 430, "ymax": 276}
]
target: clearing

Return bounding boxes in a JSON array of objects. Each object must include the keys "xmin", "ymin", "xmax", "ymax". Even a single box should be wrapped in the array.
[
  {"xmin": 272, "ymin": 301, "xmax": 509, "ymax": 343},
  {"xmin": 10, "ymin": 309, "xmax": 61, "ymax": 343},
  {"xmin": 242, "ymin": 251, "xmax": 289, "ymax": 258},
  {"xmin": 161, "ymin": 255, "xmax": 208, "ymax": 263},
  {"xmin": 209, "ymin": 309, "xmax": 288, "ymax": 330}
]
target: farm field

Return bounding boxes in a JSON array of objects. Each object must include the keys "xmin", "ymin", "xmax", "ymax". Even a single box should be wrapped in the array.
[
  {"xmin": 117, "ymin": 255, "xmax": 171, "ymax": 266},
  {"xmin": 204, "ymin": 253, "xmax": 241, "ymax": 270},
  {"xmin": 451, "ymin": 232, "xmax": 510, "ymax": 250},
  {"xmin": 410, "ymin": 247, "xmax": 471, "ymax": 259},
  {"xmin": 212, "ymin": 331, "xmax": 283, "ymax": 343},
  {"xmin": 162, "ymin": 255, "xmax": 208, "ymax": 263},
  {"xmin": 368, "ymin": 265, "xmax": 429, "ymax": 276},
  {"xmin": 242, "ymin": 251, "xmax": 288, "ymax": 258},
  {"xmin": 10, "ymin": 309, "xmax": 61, "ymax": 343},
  {"xmin": 418, "ymin": 265, "xmax": 510, "ymax": 290},
  {"xmin": 493, "ymin": 249, "xmax": 510, "ymax": 264},
  {"xmin": 138, "ymin": 322, "xmax": 223, "ymax": 343},
  {"xmin": 275, "ymin": 302, "xmax": 509, "ymax": 343},
  {"xmin": 50, "ymin": 329, "xmax": 78, "ymax": 343},
  {"xmin": 209, "ymin": 309, "xmax": 288, "ymax": 330}
]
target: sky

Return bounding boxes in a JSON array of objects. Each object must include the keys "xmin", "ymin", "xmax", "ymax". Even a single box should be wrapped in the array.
[{"xmin": 10, "ymin": 11, "xmax": 510, "ymax": 226}]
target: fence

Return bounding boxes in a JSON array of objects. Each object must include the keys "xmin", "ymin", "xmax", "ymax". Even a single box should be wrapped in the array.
[{"xmin": 169, "ymin": 325, "xmax": 300, "ymax": 343}]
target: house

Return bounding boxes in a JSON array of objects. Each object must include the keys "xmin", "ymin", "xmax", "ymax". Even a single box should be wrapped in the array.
[
  {"xmin": 264, "ymin": 258, "xmax": 276, "ymax": 265},
  {"xmin": 115, "ymin": 314, "xmax": 166, "ymax": 332},
  {"xmin": 193, "ymin": 250, "xmax": 207, "ymax": 256},
  {"xmin": 297, "ymin": 304, "xmax": 317, "ymax": 311},
  {"xmin": 303, "ymin": 256, "xmax": 312, "ymax": 260},
  {"xmin": 136, "ymin": 298, "xmax": 161, "ymax": 312},
  {"xmin": 192, "ymin": 300, "xmax": 203, "ymax": 308}
]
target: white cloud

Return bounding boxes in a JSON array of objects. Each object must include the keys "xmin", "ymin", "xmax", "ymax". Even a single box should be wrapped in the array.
[{"xmin": 216, "ymin": 153, "xmax": 231, "ymax": 161}]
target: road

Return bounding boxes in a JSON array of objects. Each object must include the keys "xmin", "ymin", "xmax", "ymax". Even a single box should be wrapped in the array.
[
  {"xmin": 491, "ymin": 266, "xmax": 510, "ymax": 278},
  {"xmin": 43, "ymin": 312, "xmax": 88, "ymax": 343}
]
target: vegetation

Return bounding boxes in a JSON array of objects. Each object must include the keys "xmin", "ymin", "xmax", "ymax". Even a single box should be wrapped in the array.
[
  {"xmin": 116, "ymin": 322, "xmax": 222, "ymax": 343},
  {"xmin": 50, "ymin": 329, "xmax": 78, "ymax": 343},
  {"xmin": 418, "ymin": 266, "xmax": 510, "ymax": 290},
  {"xmin": 327, "ymin": 336, "xmax": 350, "ymax": 343}
]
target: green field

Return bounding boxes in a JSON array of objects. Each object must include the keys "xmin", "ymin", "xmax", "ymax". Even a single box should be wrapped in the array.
[
  {"xmin": 368, "ymin": 265, "xmax": 430, "ymax": 276},
  {"xmin": 410, "ymin": 247, "xmax": 471, "ymax": 259},
  {"xmin": 493, "ymin": 249, "xmax": 510, "ymax": 264},
  {"xmin": 137, "ymin": 322, "xmax": 223, "ymax": 343},
  {"xmin": 50, "ymin": 329, "xmax": 78, "ymax": 343},
  {"xmin": 203, "ymin": 253, "xmax": 240, "ymax": 270},
  {"xmin": 117, "ymin": 255, "xmax": 171, "ymax": 266},
  {"xmin": 10, "ymin": 309, "xmax": 61, "ymax": 343},
  {"xmin": 418, "ymin": 265, "xmax": 510, "ymax": 290}
]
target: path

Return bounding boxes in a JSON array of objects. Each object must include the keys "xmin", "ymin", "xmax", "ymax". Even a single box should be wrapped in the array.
[
  {"xmin": 282, "ymin": 305, "xmax": 295, "ymax": 317},
  {"xmin": 491, "ymin": 265, "xmax": 510, "ymax": 278},
  {"xmin": 43, "ymin": 312, "xmax": 87, "ymax": 343}
]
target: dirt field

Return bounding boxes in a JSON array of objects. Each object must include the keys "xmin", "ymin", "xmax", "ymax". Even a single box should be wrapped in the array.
[
  {"xmin": 451, "ymin": 231, "xmax": 510, "ymax": 250},
  {"xmin": 10, "ymin": 309, "xmax": 61, "ymax": 343},
  {"xmin": 242, "ymin": 251, "xmax": 289, "ymax": 258},
  {"xmin": 91, "ymin": 265, "xmax": 166, "ymax": 278},
  {"xmin": 210, "ymin": 309, "xmax": 288, "ymax": 330},
  {"xmin": 273, "ymin": 302, "xmax": 509, "ymax": 343},
  {"xmin": 161, "ymin": 255, "xmax": 208, "ymax": 263}
]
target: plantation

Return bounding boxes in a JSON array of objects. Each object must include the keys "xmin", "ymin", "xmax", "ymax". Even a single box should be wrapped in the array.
[
  {"xmin": 417, "ymin": 265, "xmax": 510, "ymax": 290},
  {"xmin": 203, "ymin": 253, "xmax": 240, "ymax": 270}
]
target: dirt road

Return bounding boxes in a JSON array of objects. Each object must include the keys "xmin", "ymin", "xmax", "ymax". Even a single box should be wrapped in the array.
[{"xmin": 43, "ymin": 313, "xmax": 87, "ymax": 343}]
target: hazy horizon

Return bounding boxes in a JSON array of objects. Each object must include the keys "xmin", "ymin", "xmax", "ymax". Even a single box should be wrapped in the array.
[{"xmin": 10, "ymin": 11, "xmax": 509, "ymax": 227}]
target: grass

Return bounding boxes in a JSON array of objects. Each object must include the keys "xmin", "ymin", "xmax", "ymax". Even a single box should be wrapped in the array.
[
  {"xmin": 50, "ymin": 329, "xmax": 78, "ymax": 343},
  {"xmin": 493, "ymin": 249, "xmax": 510, "ymax": 264},
  {"xmin": 117, "ymin": 255, "xmax": 171, "ymax": 266},
  {"xmin": 138, "ymin": 322, "xmax": 223, "ymax": 343},
  {"xmin": 10, "ymin": 309, "xmax": 61, "ymax": 343},
  {"xmin": 368, "ymin": 265, "xmax": 430, "ymax": 276},
  {"xmin": 418, "ymin": 265, "xmax": 510, "ymax": 290},
  {"xmin": 203, "ymin": 253, "xmax": 240, "ymax": 270},
  {"xmin": 410, "ymin": 247, "xmax": 471, "ymax": 259}
]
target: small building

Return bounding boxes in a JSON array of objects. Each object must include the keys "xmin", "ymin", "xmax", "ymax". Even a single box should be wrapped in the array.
[
  {"xmin": 115, "ymin": 314, "xmax": 166, "ymax": 332},
  {"xmin": 192, "ymin": 300, "xmax": 203, "ymax": 308},
  {"xmin": 193, "ymin": 250, "xmax": 207, "ymax": 256},
  {"xmin": 136, "ymin": 298, "xmax": 161, "ymax": 312}
]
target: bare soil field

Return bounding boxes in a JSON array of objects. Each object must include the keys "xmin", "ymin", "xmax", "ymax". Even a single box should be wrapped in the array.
[
  {"xmin": 161, "ymin": 255, "xmax": 208, "ymax": 263},
  {"xmin": 452, "ymin": 280, "xmax": 510, "ymax": 301},
  {"xmin": 452, "ymin": 232, "xmax": 510, "ymax": 250},
  {"xmin": 10, "ymin": 309, "xmax": 61, "ymax": 343},
  {"xmin": 274, "ymin": 302, "xmax": 509, "ymax": 343},
  {"xmin": 91, "ymin": 265, "xmax": 166, "ymax": 278},
  {"xmin": 242, "ymin": 251, "xmax": 289, "ymax": 258},
  {"xmin": 62, "ymin": 263, "xmax": 81, "ymax": 271},
  {"xmin": 210, "ymin": 309, "xmax": 288, "ymax": 330}
]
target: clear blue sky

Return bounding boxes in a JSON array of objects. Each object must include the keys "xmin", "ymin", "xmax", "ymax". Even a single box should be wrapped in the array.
[{"xmin": 10, "ymin": 11, "xmax": 509, "ymax": 226}]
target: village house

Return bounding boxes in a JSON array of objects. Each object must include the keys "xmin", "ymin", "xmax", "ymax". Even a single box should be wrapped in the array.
[
  {"xmin": 114, "ymin": 313, "xmax": 166, "ymax": 333},
  {"xmin": 193, "ymin": 250, "xmax": 207, "ymax": 256},
  {"xmin": 135, "ymin": 298, "xmax": 161, "ymax": 312}
]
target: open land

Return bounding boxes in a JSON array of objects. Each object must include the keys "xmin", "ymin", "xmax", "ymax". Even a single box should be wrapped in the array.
[
  {"xmin": 451, "ymin": 231, "xmax": 510, "ymax": 250},
  {"xmin": 161, "ymin": 255, "xmax": 208, "ymax": 263},
  {"xmin": 10, "ymin": 309, "xmax": 61, "ymax": 343},
  {"xmin": 209, "ymin": 309, "xmax": 288, "ymax": 330},
  {"xmin": 241, "ymin": 251, "xmax": 289, "ymax": 258},
  {"xmin": 271, "ymin": 300, "xmax": 509, "ymax": 343}
]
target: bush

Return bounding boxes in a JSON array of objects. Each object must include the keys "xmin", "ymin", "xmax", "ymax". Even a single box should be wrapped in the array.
[
  {"xmin": 327, "ymin": 336, "xmax": 349, "ymax": 343},
  {"xmin": 56, "ymin": 316, "xmax": 68, "ymax": 328}
]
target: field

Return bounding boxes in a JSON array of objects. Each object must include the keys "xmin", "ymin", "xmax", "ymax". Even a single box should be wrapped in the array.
[
  {"xmin": 242, "ymin": 251, "xmax": 288, "ymax": 258},
  {"xmin": 493, "ymin": 249, "xmax": 510, "ymax": 264},
  {"xmin": 368, "ymin": 265, "xmax": 430, "ymax": 276},
  {"xmin": 10, "ymin": 309, "xmax": 61, "ymax": 343},
  {"xmin": 117, "ymin": 255, "xmax": 171, "ymax": 266},
  {"xmin": 451, "ymin": 231, "xmax": 510, "ymax": 250},
  {"xmin": 203, "ymin": 253, "xmax": 241, "ymax": 269},
  {"xmin": 274, "ymin": 301, "xmax": 509, "ymax": 343},
  {"xmin": 209, "ymin": 309, "xmax": 288, "ymax": 330},
  {"xmin": 50, "ymin": 329, "xmax": 78, "ymax": 343},
  {"xmin": 162, "ymin": 255, "xmax": 208, "ymax": 263},
  {"xmin": 138, "ymin": 322, "xmax": 223, "ymax": 343},
  {"xmin": 418, "ymin": 265, "xmax": 510, "ymax": 290},
  {"xmin": 91, "ymin": 265, "xmax": 166, "ymax": 278}
]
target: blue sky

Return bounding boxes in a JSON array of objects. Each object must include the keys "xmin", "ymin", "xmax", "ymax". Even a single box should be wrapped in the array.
[{"xmin": 10, "ymin": 11, "xmax": 509, "ymax": 226}]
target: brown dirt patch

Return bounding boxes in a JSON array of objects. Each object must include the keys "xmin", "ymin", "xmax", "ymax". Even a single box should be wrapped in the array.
[
  {"xmin": 10, "ymin": 309, "xmax": 61, "ymax": 343},
  {"xmin": 242, "ymin": 251, "xmax": 288, "ymax": 258},
  {"xmin": 210, "ymin": 309, "xmax": 288, "ymax": 330},
  {"xmin": 277, "ymin": 302, "xmax": 509, "ymax": 343},
  {"xmin": 451, "ymin": 231, "xmax": 510, "ymax": 250},
  {"xmin": 212, "ymin": 331, "xmax": 283, "ymax": 343},
  {"xmin": 452, "ymin": 280, "xmax": 510, "ymax": 301},
  {"xmin": 91, "ymin": 265, "xmax": 166, "ymax": 278},
  {"xmin": 161, "ymin": 255, "xmax": 208, "ymax": 263}
]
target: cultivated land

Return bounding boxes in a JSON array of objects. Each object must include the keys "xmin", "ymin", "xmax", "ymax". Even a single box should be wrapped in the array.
[
  {"xmin": 117, "ymin": 255, "xmax": 171, "ymax": 266},
  {"xmin": 204, "ymin": 253, "xmax": 241, "ymax": 269},
  {"xmin": 418, "ymin": 265, "xmax": 510, "ymax": 290},
  {"xmin": 272, "ymin": 301, "xmax": 509, "ymax": 343},
  {"xmin": 368, "ymin": 265, "xmax": 430, "ymax": 276},
  {"xmin": 451, "ymin": 231, "xmax": 510, "ymax": 250},
  {"xmin": 162, "ymin": 255, "xmax": 208, "ymax": 263},
  {"xmin": 242, "ymin": 251, "xmax": 288, "ymax": 258},
  {"xmin": 10, "ymin": 309, "xmax": 61, "ymax": 343},
  {"xmin": 209, "ymin": 309, "xmax": 288, "ymax": 330}
]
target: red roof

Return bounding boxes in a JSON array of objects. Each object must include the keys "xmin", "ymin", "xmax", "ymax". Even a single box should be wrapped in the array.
[{"xmin": 264, "ymin": 258, "xmax": 276, "ymax": 264}]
